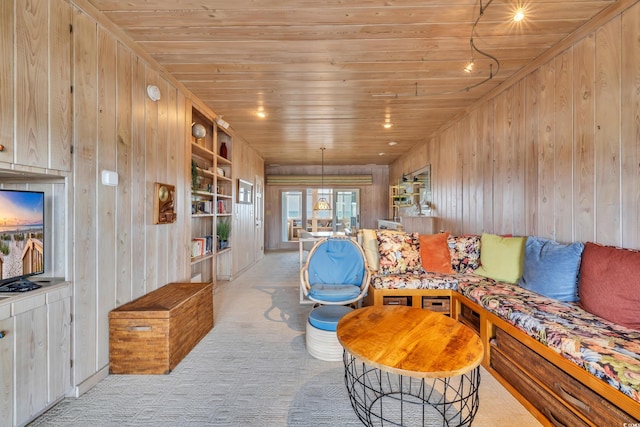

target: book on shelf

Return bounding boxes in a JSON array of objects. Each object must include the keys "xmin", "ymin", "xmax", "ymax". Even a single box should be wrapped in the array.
[
  {"xmin": 192, "ymin": 236, "xmax": 215, "ymax": 257},
  {"xmin": 205, "ymin": 235, "xmax": 214, "ymax": 253},
  {"xmin": 195, "ymin": 237, "xmax": 206, "ymax": 255},
  {"xmin": 190, "ymin": 239, "xmax": 202, "ymax": 258},
  {"xmin": 192, "ymin": 201, "xmax": 213, "ymax": 215}
]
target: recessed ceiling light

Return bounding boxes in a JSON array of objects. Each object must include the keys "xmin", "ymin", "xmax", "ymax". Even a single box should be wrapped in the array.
[
  {"xmin": 378, "ymin": 152, "xmax": 385, "ymax": 156},
  {"xmin": 388, "ymin": 141, "xmax": 398, "ymax": 146},
  {"xmin": 383, "ymin": 122, "xmax": 393, "ymax": 129},
  {"xmin": 256, "ymin": 110, "xmax": 267, "ymax": 118}
]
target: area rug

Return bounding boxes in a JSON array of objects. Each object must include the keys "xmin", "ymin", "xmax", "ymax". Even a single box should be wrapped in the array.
[{"xmin": 31, "ymin": 251, "xmax": 540, "ymax": 426}]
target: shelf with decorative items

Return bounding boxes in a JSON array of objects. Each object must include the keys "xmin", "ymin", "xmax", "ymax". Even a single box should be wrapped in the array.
[
  {"xmin": 389, "ymin": 183, "xmax": 420, "ymax": 221},
  {"xmin": 189, "ymin": 102, "xmax": 234, "ymax": 283},
  {"xmin": 190, "ymin": 106, "xmax": 216, "ymax": 283},
  {"xmin": 215, "ymin": 127, "xmax": 233, "ymax": 281},
  {"xmin": 216, "ymin": 216, "xmax": 231, "ymax": 253},
  {"xmin": 217, "ymin": 127, "xmax": 232, "ymax": 162}
]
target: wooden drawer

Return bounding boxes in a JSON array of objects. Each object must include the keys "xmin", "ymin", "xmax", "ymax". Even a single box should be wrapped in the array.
[
  {"xmin": 491, "ymin": 347, "xmax": 590, "ymax": 427},
  {"xmin": 109, "ymin": 282, "xmax": 213, "ymax": 374},
  {"xmin": 493, "ymin": 328, "xmax": 633, "ymax": 426},
  {"xmin": 422, "ymin": 296, "xmax": 450, "ymax": 314},
  {"xmin": 383, "ymin": 296, "xmax": 411, "ymax": 306},
  {"xmin": 458, "ymin": 302, "xmax": 480, "ymax": 334}
]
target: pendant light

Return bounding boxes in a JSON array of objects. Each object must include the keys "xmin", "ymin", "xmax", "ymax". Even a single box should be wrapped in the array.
[{"xmin": 313, "ymin": 147, "xmax": 331, "ymax": 210}]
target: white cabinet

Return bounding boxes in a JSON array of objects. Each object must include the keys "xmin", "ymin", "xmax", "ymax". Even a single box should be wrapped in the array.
[
  {"xmin": 0, "ymin": 314, "xmax": 13, "ymax": 427},
  {"xmin": 14, "ymin": 300, "xmax": 48, "ymax": 424},
  {"xmin": 0, "ymin": 281, "xmax": 71, "ymax": 427},
  {"xmin": 47, "ymin": 288, "xmax": 71, "ymax": 404}
]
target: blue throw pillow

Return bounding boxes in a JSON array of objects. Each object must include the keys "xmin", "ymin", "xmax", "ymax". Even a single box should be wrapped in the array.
[{"xmin": 518, "ymin": 236, "xmax": 585, "ymax": 302}]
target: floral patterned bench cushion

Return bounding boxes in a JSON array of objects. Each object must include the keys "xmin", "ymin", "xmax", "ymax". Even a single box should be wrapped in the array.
[
  {"xmin": 371, "ymin": 272, "xmax": 458, "ymax": 290},
  {"xmin": 370, "ymin": 272, "xmax": 485, "ymax": 290},
  {"xmin": 458, "ymin": 279, "xmax": 640, "ymax": 403}
]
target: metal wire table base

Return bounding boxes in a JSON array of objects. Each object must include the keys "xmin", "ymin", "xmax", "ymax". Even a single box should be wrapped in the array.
[{"xmin": 343, "ymin": 351, "xmax": 481, "ymax": 427}]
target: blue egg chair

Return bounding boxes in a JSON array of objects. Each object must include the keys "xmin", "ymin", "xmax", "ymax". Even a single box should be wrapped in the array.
[{"xmin": 300, "ymin": 237, "xmax": 370, "ymax": 360}]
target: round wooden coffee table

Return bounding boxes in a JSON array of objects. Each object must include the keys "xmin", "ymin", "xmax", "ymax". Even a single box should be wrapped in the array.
[{"xmin": 337, "ymin": 305, "xmax": 483, "ymax": 426}]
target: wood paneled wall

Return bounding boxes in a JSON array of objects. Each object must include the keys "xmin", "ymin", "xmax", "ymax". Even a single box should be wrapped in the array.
[
  {"xmin": 391, "ymin": 2, "xmax": 640, "ymax": 250},
  {"xmin": 0, "ymin": 0, "xmax": 71, "ymax": 283},
  {"xmin": 264, "ymin": 164, "xmax": 389, "ymax": 250},
  {"xmin": 1, "ymin": 0, "xmax": 265, "ymax": 395},
  {"xmin": 0, "ymin": 0, "xmax": 72, "ymax": 171},
  {"xmin": 71, "ymin": 6, "xmax": 191, "ymax": 385},
  {"xmin": 232, "ymin": 137, "xmax": 265, "ymax": 276}
]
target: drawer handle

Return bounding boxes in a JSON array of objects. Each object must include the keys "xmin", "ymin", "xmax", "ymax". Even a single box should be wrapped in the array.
[
  {"xmin": 555, "ymin": 382, "xmax": 590, "ymax": 413},
  {"xmin": 545, "ymin": 408, "xmax": 568, "ymax": 427},
  {"xmin": 0, "ymin": 330, "xmax": 6, "ymax": 339},
  {"xmin": 127, "ymin": 326, "xmax": 152, "ymax": 332}
]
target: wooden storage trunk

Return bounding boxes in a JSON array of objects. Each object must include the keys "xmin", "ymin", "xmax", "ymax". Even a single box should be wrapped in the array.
[{"xmin": 109, "ymin": 282, "xmax": 213, "ymax": 374}]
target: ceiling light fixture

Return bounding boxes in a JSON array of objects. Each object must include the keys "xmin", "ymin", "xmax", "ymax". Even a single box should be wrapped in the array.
[
  {"xmin": 464, "ymin": 59, "xmax": 475, "ymax": 73},
  {"xmin": 313, "ymin": 147, "xmax": 331, "ymax": 211},
  {"xmin": 513, "ymin": 9, "xmax": 525, "ymax": 22},
  {"xmin": 383, "ymin": 122, "xmax": 393, "ymax": 129},
  {"xmin": 373, "ymin": 0, "xmax": 500, "ymax": 98},
  {"xmin": 463, "ymin": 0, "xmax": 500, "ymax": 84},
  {"xmin": 388, "ymin": 141, "xmax": 398, "ymax": 146}
]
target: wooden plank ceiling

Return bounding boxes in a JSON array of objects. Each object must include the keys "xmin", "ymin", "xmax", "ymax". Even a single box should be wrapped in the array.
[{"xmin": 88, "ymin": 0, "xmax": 616, "ymax": 166}]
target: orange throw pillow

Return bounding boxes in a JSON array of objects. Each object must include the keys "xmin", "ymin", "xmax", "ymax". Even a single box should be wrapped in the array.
[{"xmin": 419, "ymin": 232, "xmax": 454, "ymax": 274}]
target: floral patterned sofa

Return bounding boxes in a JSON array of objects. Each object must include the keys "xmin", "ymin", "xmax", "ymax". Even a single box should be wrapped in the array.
[{"xmin": 360, "ymin": 229, "xmax": 640, "ymax": 424}]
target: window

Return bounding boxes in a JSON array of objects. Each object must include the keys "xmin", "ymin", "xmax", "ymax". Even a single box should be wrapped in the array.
[{"xmin": 282, "ymin": 188, "xmax": 359, "ymax": 242}]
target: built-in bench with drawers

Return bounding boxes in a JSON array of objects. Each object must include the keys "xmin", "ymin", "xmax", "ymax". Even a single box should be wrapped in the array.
[{"xmin": 360, "ymin": 229, "xmax": 640, "ymax": 425}]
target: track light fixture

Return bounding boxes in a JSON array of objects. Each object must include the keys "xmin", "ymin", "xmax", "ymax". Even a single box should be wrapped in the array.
[
  {"xmin": 464, "ymin": 59, "xmax": 474, "ymax": 73},
  {"xmin": 372, "ymin": 0, "xmax": 502, "ymax": 98},
  {"xmin": 461, "ymin": 0, "xmax": 500, "ymax": 89},
  {"xmin": 514, "ymin": 9, "xmax": 525, "ymax": 22}
]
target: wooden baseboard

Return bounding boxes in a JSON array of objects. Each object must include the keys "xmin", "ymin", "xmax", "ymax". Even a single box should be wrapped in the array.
[{"xmin": 72, "ymin": 364, "xmax": 109, "ymax": 397}]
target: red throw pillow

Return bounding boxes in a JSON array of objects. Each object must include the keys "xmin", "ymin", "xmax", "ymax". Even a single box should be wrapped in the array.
[
  {"xmin": 419, "ymin": 232, "xmax": 454, "ymax": 274},
  {"xmin": 579, "ymin": 242, "xmax": 640, "ymax": 330}
]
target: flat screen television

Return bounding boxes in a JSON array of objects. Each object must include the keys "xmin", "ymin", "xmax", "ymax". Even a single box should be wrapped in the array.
[{"xmin": 0, "ymin": 189, "xmax": 45, "ymax": 288}]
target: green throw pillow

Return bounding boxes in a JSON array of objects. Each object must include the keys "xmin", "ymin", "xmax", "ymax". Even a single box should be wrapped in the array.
[{"xmin": 475, "ymin": 233, "xmax": 526, "ymax": 284}]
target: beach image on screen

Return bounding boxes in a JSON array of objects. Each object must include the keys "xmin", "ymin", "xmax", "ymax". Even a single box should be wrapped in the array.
[{"xmin": 0, "ymin": 191, "xmax": 44, "ymax": 281}]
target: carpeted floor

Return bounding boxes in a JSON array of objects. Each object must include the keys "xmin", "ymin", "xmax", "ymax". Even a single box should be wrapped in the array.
[{"xmin": 31, "ymin": 251, "xmax": 541, "ymax": 426}]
